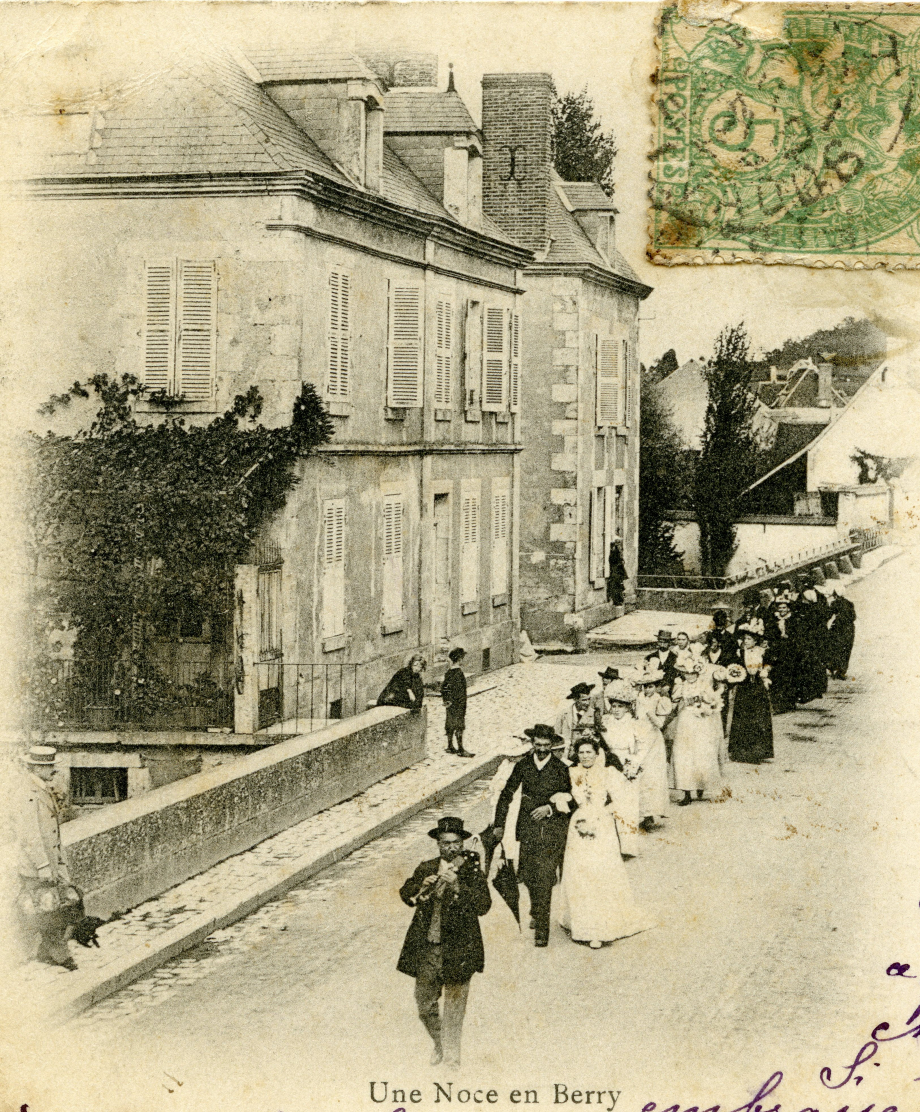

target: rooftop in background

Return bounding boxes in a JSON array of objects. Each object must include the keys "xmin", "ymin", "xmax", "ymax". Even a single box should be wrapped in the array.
[
  {"xmin": 383, "ymin": 88, "xmax": 478, "ymax": 134},
  {"xmin": 242, "ymin": 48, "xmax": 379, "ymax": 85},
  {"xmin": 556, "ymin": 182, "xmax": 618, "ymax": 212}
]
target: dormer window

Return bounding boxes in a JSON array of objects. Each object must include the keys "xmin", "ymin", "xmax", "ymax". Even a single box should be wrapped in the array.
[{"xmin": 443, "ymin": 137, "xmax": 483, "ymax": 227}]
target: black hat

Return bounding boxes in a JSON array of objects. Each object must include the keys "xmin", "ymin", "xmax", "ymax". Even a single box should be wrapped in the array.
[
  {"xmin": 524, "ymin": 723, "xmax": 565, "ymax": 746},
  {"xmin": 598, "ymin": 666, "xmax": 620, "ymax": 682},
  {"xmin": 713, "ymin": 609, "xmax": 729, "ymax": 627},
  {"xmin": 428, "ymin": 815, "xmax": 472, "ymax": 840},
  {"xmin": 567, "ymin": 682, "xmax": 595, "ymax": 699},
  {"xmin": 448, "ymin": 647, "xmax": 466, "ymax": 663}
]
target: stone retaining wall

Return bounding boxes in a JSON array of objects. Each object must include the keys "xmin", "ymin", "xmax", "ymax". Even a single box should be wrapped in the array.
[{"xmin": 62, "ymin": 706, "xmax": 426, "ymax": 917}]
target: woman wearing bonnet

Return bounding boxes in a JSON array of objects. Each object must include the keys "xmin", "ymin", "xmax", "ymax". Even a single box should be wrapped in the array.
[
  {"xmin": 728, "ymin": 629, "xmax": 775, "ymax": 764},
  {"xmin": 670, "ymin": 650, "xmax": 722, "ymax": 806}
]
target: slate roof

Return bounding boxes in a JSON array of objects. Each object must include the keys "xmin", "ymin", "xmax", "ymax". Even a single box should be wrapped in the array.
[
  {"xmin": 16, "ymin": 52, "xmax": 349, "ymax": 180},
  {"xmin": 557, "ymin": 182, "xmax": 617, "ymax": 212},
  {"xmin": 383, "ymin": 89, "xmax": 478, "ymax": 134},
  {"xmin": 543, "ymin": 187, "xmax": 645, "ymax": 288},
  {"xmin": 381, "ymin": 142, "xmax": 451, "ymax": 217},
  {"xmin": 243, "ymin": 49, "xmax": 379, "ymax": 85}
]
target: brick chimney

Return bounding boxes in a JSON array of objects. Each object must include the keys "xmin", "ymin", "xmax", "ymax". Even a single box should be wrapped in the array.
[
  {"xmin": 481, "ymin": 73, "xmax": 554, "ymax": 252},
  {"xmin": 817, "ymin": 356, "xmax": 834, "ymax": 407}
]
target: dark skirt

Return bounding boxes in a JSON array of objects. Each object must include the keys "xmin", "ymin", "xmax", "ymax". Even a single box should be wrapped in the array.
[
  {"xmin": 728, "ymin": 678, "xmax": 774, "ymax": 763},
  {"xmin": 795, "ymin": 652, "xmax": 828, "ymax": 704}
]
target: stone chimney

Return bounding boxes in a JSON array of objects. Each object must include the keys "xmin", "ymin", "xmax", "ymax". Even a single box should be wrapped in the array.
[
  {"xmin": 481, "ymin": 72, "xmax": 554, "ymax": 252},
  {"xmin": 817, "ymin": 357, "xmax": 834, "ymax": 407}
]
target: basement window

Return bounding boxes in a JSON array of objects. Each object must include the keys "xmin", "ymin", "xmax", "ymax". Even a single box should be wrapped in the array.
[{"xmin": 71, "ymin": 767, "xmax": 128, "ymax": 805}]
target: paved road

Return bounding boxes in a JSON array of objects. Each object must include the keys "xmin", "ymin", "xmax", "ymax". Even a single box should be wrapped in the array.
[{"xmin": 28, "ymin": 549, "xmax": 920, "ymax": 1112}]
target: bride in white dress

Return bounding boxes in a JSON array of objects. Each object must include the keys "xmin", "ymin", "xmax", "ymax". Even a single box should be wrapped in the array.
[{"xmin": 557, "ymin": 738, "xmax": 655, "ymax": 949}]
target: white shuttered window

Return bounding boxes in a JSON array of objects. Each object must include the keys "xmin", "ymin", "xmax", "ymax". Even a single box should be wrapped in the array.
[
  {"xmin": 321, "ymin": 499, "xmax": 346, "ymax": 638},
  {"xmin": 491, "ymin": 480, "xmax": 510, "ymax": 596},
  {"xmin": 596, "ymin": 336, "xmax": 620, "ymax": 425},
  {"xmin": 460, "ymin": 490, "xmax": 480, "ymax": 604},
  {"xmin": 328, "ymin": 271, "xmax": 351, "ymax": 398},
  {"xmin": 435, "ymin": 298, "xmax": 453, "ymax": 407},
  {"xmin": 143, "ymin": 260, "xmax": 216, "ymax": 402},
  {"xmin": 387, "ymin": 283, "xmax": 423, "ymax": 407},
  {"xmin": 382, "ymin": 495, "xmax": 404, "ymax": 621},
  {"xmin": 482, "ymin": 307, "xmax": 507, "ymax": 411},
  {"xmin": 509, "ymin": 312, "xmax": 521, "ymax": 413},
  {"xmin": 623, "ymin": 339, "xmax": 634, "ymax": 427}
]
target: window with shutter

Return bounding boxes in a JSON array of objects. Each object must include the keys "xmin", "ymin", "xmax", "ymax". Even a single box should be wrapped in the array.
[
  {"xmin": 596, "ymin": 336, "xmax": 620, "ymax": 425},
  {"xmin": 482, "ymin": 306, "xmax": 507, "ymax": 411},
  {"xmin": 464, "ymin": 300, "xmax": 482, "ymax": 410},
  {"xmin": 143, "ymin": 260, "xmax": 217, "ymax": 402},
  {"xmin": 176, "ymin": 261, "xmax": 217, "ymax": 401},
  {"xmin": 509, "ymin": 312, "xmax": 521, "ymax": 414},
  {"xmin": 382, "ymin": 495, "xmax": 404, "ymax": 620},
  {"xmin": 328, "ymin": 271, "xmax": 351, "ymax": 398},
  {"xmin": 460, "ymin": 491, "xmax": 480, "ymax": 604},
  {"xmin": 387, "ymin": 283, "xmax": 423, "ymax": 407},
  {"xmin": 258, "ymin": 565, "xmax": 282, "ymax": 658},
  {"xmin": 490, "ymin": 482, "xmax": 510, "ymax": 595},
  {"xmin": 321, "ymin": 499, "xmax": 346, "ymax": 638},
  {"xmin": 143, "ymin": 262, "xmax": 174, "ymax": 393},
  {"xmin": 623, "ymin": 339, "xmax": 634, "ymax": 426},
  {"xmin": 435, "ymin": 298, "xmax": 453, "ymax": 407}
]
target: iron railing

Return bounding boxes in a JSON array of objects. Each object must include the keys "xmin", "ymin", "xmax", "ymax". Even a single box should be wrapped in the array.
[
  {"xmin": 33, "ymin": 657, "xmax": 234, "ymax": 731},
  {"xmin": 253, "ymin": 661, "xmax": 363, "ymax": 734}
]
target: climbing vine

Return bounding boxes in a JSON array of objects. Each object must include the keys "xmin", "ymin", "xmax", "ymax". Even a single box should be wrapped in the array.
[{"xmin": 25, "ymin": 375, "xmax": 333, "ymax": 727}]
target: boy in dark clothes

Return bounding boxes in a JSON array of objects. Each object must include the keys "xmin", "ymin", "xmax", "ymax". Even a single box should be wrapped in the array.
[{"xmin": 441, "ymin": 647, "xmax": 473, "ymax": 757}]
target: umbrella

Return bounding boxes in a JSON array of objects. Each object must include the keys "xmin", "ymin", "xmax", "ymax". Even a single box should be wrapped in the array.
[
  {"xmin": 490, "ymin": 844, "xmax": 521, "ymax": 928},
  {"xmin": 478, "ymin": 822, "xmax": 502, "ymax": 875}
]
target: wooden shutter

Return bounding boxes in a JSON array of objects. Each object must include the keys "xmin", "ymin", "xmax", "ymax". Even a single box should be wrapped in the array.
[
  {"xmin": 623, "ymin": 339, "xmax": 634, "ymax": 426},
  {"xmin": 328, "ymin": 271, "xmax": 350, "ymax": 398},
  {"xmin": 482, "ymin": 306, "xmax": 507, "ymax": 411},
  {"xmin": 460, "ymin": 491, "xmax": 480, "ymax": 603},
  {"xmin": 490, "ymin": 483, "xmax": 510, "ymax": 595},
  {"xmin": 258, "ymin": 566, "xmax": 282, "ymax": 657},
  {"xmin": 434, "ymin": 298, "xmax": 453, "ymax": 407},
  {"xmin": 387, "ymin": 283, "xmax": 422, "ymax": 407},
  {"xmin": 321, "ymin": 499, "xmax": 346, "ymax": 637},
  {"xmin": 596, "ymin": 336, "xmax": 620, "ymax": 425},
  {"xmin": 176, "ymin": 261, "xmax": 216, "ymax": 401},
  {"xmin": 509, "ymin": 312, "xmax": 521, "ymax": 413},
  {"xmin": 464, "ymin": 300, "xmax": 482, "ymax": 410},
  {"xmin": 382, "ymin": 495, "xmax": 404, "ymax": 620},
  {"xmin": 143, "ymin": 261, "xmax": 175, "ymax": 393}
]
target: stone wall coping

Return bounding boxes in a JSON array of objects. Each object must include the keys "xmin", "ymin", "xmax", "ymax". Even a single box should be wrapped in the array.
[{"xmin": 62, "ymin": 705, "xmax": 409, "ymax": 846}]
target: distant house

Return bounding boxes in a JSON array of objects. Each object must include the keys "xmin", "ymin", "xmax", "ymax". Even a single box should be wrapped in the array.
[
  {"xmin": 743, "ymin": 351, "xmax": 920, "ymax": 533},
  {"xmin": 653, "ymin": 358, "xmax": 773, "ymax": 452}
]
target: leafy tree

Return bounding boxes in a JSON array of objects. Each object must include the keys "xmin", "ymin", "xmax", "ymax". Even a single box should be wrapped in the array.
[
  {"xmin": 694, "ymin": 325, "xmax": 764, "ymax": 577},
  {"xmin": 25, "ymin": 377, "xmax": 333, "ymax": 728},
  {"xmin": 639, "ymin": 371, "xmax": 691, "ymax": 574},
  {"xmin": 646, "ymin": 348, "xmax": 679, "ymax": 384},
  {"xmin": 551, "ymin": 87, "xmax": 617, "ymax": 193},
  {"xmin": 760, "ymin": 317, "xmax": 886, "ymax": 376}
]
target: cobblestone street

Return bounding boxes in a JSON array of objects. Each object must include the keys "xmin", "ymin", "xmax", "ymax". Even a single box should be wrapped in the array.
[{"xmin": 13, "ymin": 549, "xmax": 920, "ymax": 1112}]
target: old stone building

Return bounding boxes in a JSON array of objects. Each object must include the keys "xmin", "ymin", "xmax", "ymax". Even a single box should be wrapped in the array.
[
  {"xmin": 480, "ymin": 73, "xmax": 653, "ymax": 646},
  {"xmin": 10, "ymin": 44, "xmax": 531, "ymax": 732}
]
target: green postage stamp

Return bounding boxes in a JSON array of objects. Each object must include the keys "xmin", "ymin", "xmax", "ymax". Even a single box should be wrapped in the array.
[{"xmin": 651, "ymin": 5, "xmax": 920, "ymax": 266}]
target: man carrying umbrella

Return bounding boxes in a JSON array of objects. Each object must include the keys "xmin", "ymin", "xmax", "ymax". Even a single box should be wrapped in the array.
[
  {"xmin": 398, "ymin": 816, "xmax": 491, "ymax": 1069},
  {"xmin": 492, "ymin": 724, "xmax": 572, "ymax": 948}
]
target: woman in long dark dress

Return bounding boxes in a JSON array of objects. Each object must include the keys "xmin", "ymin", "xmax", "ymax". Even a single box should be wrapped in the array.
[
  {"xmin": 377, "ymin": 653, "xmax": 426, "ymax": 713},
  {"xmin": 827, "ymin": 588, "xmax": 856, "ymax": 678},
  {"xmin": 728, "ymin": 630, "xmax": 774, "ymax": 764},
  {"xmin": 764, "ymin": 600, "xmax": 797, "ymax": 714}
]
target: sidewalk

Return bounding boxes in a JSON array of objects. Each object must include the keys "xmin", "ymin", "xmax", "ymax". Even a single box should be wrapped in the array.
[
  {"xmin": 21, "ymin": 654, "xmax": 634, "ymax": 1024},
  {"xmin": 24, "ymin": 543, "xmax": 904, "ymax": 1024}
]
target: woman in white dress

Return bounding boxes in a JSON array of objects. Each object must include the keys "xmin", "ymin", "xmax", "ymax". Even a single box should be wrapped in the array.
[
  {"xmin": 595, "ymin": 680, "xmax": 642, "ymax": 857},
  {"xmin": 557, "ymin": 738, "xmax": 655, "ymax": 949},
  {"xmin": 670, "ymin": 653, "xmax": 722, "ymax": 806},
  {"xmin": 633, "ymin": 664, "xmax": 672, "ymax": 830}
]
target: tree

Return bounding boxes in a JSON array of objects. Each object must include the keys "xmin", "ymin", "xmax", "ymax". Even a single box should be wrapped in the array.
[
  {"xmin": 639, "ymin": 371, "xmax": 691, "ymax": 574},
  {"xmin": 693, "ymin": 325, "xmax": 764, "ymax": 577},
  {"xmin": 646, "ymin": 348, "xmax": 679, "ymax": 384},
  {"xmin": 551, "ymin": 87, "xmax": 617, "ymax": 194}
]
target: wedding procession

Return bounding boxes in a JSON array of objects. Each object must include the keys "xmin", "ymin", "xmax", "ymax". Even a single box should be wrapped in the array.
[{"xmin": 397, "ymin": 575, "xmax": 858, "ymax": 1068}]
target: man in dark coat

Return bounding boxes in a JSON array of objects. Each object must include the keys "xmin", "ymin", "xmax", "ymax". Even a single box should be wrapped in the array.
[
  {"xmin": 441, "ymin": 647, "xmax": 472, "ymax": 757},
  {"xmin": 492, "ymin": 724, "xmax": 572, "ymax": 948},
  {"xmin": 398, "ymin": 816, "xmax": 491, "ymax": 1068},
  {"xmin": 645, "ymin": 630, "xmax": 679, "ymax": 694}
]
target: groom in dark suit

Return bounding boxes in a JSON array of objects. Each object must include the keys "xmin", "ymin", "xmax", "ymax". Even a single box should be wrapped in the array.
[{"xmin": 492, "ymin": 724, "xmax": 572, "ymax": 947}]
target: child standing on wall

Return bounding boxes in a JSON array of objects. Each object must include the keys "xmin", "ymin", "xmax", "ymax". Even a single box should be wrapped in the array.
[{"xmin": 441, "ymin": 648, "xmax": 473, "ymax": 758}]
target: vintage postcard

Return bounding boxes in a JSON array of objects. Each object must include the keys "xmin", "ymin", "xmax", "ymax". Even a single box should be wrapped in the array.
[{"xmin": 1, "ymin": 4, "xmax": 920, "ymax": 1112}]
